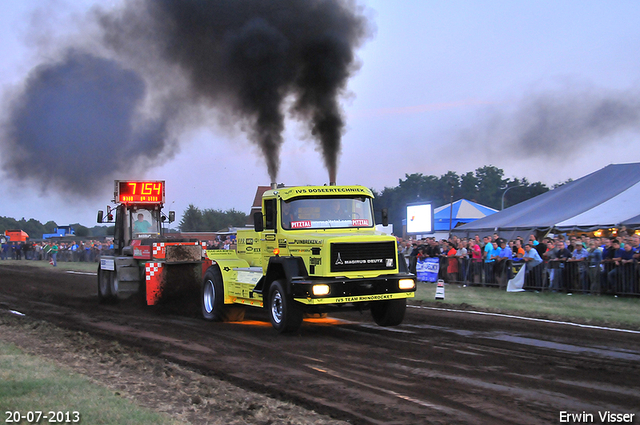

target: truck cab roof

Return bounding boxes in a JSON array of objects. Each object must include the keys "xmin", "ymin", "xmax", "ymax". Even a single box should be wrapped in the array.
[{"xmin": 265, "ymin": 185, "xmax": 374, "ymax": 201}]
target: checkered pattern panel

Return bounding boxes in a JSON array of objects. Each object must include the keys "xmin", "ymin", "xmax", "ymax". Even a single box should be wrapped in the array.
[
  {"xmin": 152, "ymin": 243, "xmax": 166, "ymax": 256},
  {"xmin": 145, "ymin": 262, "xmax": 163, "ymax": 280}
]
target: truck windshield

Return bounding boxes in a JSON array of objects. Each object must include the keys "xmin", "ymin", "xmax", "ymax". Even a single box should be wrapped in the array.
[
  {"xmin": 130, "ymin": 208, "xmax": 160, "ymax": 238},
  {"xmin": 281, "ymin": 197, "xmax": 374, "ymax": 230}
]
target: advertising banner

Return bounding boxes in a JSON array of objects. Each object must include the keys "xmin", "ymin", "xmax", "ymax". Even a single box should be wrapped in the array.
[{"xmin": 417, "ymin": 258, "xmax": 439, "ymax": 282}]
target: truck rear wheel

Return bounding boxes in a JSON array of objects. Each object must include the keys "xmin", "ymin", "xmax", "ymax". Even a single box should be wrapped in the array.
[
  {"xmin": 201, "ymin": 268, "xmax": 245, "ymax": 322},
  {"xmin": 268, "ymin": 280, "xmax": 303, "ymax": 333},
  {"xmin": 202, "ymin": 269, "xmax": 225, "ymax": 321},
  {"xmin": 370, "ymin": 298, "xmax": 406, "ymax": 327}
]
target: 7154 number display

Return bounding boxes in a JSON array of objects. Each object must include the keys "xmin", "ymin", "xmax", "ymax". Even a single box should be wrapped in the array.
[{"xmin": 116, "ymin": 180, "xmax": 165, "ymax": 204}]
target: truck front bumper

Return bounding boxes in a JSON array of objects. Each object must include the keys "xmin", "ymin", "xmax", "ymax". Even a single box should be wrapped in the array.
[{"xmin": 291, "ymin": 274, "xmax": 415, "ymax": 305}]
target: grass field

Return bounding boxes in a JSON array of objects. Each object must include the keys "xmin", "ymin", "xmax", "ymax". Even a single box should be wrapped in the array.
[
  {"xmin": 1, "ymin": 260, "xmax": 183, "ymax": 424},
  {"xmin": 414, "ymin": 281, "xmax": 640, "ymax": 330},
  {"xmin": 0, "ymin": 259, "xmax": 98, "ymax": 273},
  {"xmin": 0, "ymin": 341, "xmax": 181, "ymax": 425}
]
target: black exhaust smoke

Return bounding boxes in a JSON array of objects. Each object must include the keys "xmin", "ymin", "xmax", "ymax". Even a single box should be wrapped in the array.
[
  {"xmin": 99, "ymin": 0, "xmax": 373, "ymax": 182},
  {"xmin": 1, "ymin": 49, "xmax": 173, "ymax": 194},
  {"xmin": 0, "ymin": 0, "xmax": 373, "ymax": 196}
]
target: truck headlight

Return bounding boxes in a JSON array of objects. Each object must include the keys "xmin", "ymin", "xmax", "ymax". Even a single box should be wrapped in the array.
[
  {"xmin": 312, "ymin": 284, "xmax": 330, "ymax": 296},
  {"xmin": 398, "ymin": 279, "xmax": 415, "ymax": 291}
]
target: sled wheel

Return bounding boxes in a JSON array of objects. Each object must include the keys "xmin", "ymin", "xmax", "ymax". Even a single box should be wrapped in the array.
[{"xmin": 98, "ymin": 266, "xmax": 116, "ymax": 304}]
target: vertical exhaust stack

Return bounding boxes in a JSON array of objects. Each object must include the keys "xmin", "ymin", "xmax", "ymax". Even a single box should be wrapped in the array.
[
  {"xmin": 271, "ymin": 182, "xmax": 278, "ymax": 190},
  {"xmin": 329, "ymin": 181, "xmax": 336, "ymax": 186}
]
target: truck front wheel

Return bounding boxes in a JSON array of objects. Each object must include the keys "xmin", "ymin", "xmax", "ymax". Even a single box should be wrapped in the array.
[
  {"xmin": 371, "ymin": 298, "xmax": 407, "ymax": 327},
  {"xmin": 268, "ymin": 280, "xmax": 303, "ymax": 333}
]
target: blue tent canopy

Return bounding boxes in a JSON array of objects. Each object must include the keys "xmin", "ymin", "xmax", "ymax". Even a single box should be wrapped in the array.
[{"xmin": 433, "ymin": 199, "xmax": 498, "ymax": 231}]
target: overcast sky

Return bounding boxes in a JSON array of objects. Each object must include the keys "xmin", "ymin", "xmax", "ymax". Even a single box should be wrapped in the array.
[{"xmin": 2, "ymin": 0, "xmax": 640, "ymax": 228}]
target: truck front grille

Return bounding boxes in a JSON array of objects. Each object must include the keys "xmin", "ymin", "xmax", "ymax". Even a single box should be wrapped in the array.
[{"xmin": 330, "ymin": 241, "xmax": 396, "ymax": 273}]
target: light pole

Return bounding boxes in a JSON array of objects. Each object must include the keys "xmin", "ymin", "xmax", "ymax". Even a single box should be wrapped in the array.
[
  {"xmin": 501, "ymin": 185, "xmax": 521, "ymax": 210},
  {"xmin": 448, "ymin": 181, "xmax": 455, "ymax": 238}
]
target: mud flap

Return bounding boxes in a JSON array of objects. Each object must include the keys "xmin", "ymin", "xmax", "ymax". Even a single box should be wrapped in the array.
[
  {"xmin": 146, "ymin": 262, "xmax": 202, "ymax": 306},
  {"xmin": 146, "ymin": 262, "xmax": 164, "ymax": 305}
]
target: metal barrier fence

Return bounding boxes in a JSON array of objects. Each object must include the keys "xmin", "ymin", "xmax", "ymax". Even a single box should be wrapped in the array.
[
  {"xmin": 1, "ymin": 248, "xmax": 114, "ymax": 263},
  {"xmin": 414, "ymin": 257, "xmax": 640, "ymax": 296}
]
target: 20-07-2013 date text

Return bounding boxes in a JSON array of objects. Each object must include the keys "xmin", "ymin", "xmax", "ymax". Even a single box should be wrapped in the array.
[{"xmin": 5, "ymin": 411, "xmax": 80, "ymax": 424}]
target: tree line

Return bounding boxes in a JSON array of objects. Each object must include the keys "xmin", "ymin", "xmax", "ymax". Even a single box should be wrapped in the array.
[
  {"xmin": 0, "ymin": 208, "xmax": 247, "ymax": 237},
  {"xmin": 0, "ymin": 217, "xmax": 107, "ymax": 239},
  {"xmin": 372, "ymin": 165, "xmax": 553, "ymax": 233},
  {"xmin": 2, "ymin": 166, "xmax": 560, "ymax": 235},
  {"xmin": 179, "ymin": 206, "xmax": 248, "ymax": 232},
  {"xmin": 180, "ymin": 166, "xmax": 555, "ymax": 233}
]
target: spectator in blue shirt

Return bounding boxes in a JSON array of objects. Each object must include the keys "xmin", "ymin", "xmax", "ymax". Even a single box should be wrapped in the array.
[
  {"xmin": 498, "ymin": 240, "xmax": 513, "ymax": 260},
  {"xmin": 495, "ymin": 239, "xmax": 512, "ymax": 287},
  {"xmin": 608, "ymin": 241, "xmax": 635, "ymax": 294},
  {"xmin": 490, "ymin": 241, "xmax": 502, "ymax": 261},
  {"xmin": 483, "ymin": 236, "xmax": 495, "ymax": 284},
  {"xmin": 568, "ymin": 242, "xmax": 589, "ymax": 293},
  {"xmin": 483, "ymin": 236, "xmax": 494, "ymax": 262},
  {"xmin": 523, "ymin": 243, "xmax": 542, "ymax": 270},
  {"xmin": 587, "ymin": 241, "xmax": 603, "ymax": 294}
]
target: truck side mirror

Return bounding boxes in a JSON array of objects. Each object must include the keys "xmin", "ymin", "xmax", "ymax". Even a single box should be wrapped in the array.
[
  {"xmin": 97, "ymin": 210, "xmax": 104, "ymax": 223},
  {"xmin": 382, "ymin": 208, "xmax": 389, "ymax": 227},
  {"xmin": 254, "ymin": 212, "xmax": 264, "ymax": 232},
  {"xmin": 169, "ymin": 211, "xmax": 175, "ymax": 223}
]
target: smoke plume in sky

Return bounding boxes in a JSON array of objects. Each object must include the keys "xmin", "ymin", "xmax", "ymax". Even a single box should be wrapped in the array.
[
  {"xmin": 460, "ymin": 85, "xmax": 640, "ymax": 160},
  {"xmin": 1, "ymin": 49, "xmax": 172, "ymax": 195},
  {"xmin": 0, "ymin": 0, "xmax": 372, "ymax": 195}
]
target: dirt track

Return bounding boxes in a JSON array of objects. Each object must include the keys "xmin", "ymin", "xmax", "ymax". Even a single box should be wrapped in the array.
[{"xmin": 1, "ymin": 264, "xmax": 639, "ymax": 425}]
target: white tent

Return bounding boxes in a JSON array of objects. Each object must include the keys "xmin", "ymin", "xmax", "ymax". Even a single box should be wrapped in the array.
[
  {"xmin": 555, "ymin": 180, "xmax": 640, "ymax": 230},
  {"xmin": 453, "ymin": 163, "xmax": 640, "ymax": 239}
]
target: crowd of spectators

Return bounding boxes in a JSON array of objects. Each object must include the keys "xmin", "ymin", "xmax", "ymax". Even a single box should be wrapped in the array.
[
  {"xmin": 0, "ymin": 240, "xmax": 113, "ymax": 264},
  {"xmin": 203, "ymin": 236, "xmax": 235, "ymax": 251},
  {"xmin": 4, "ymin": 230, "xmax": 638, "ymax": 295},
  {"xmin": 0, "ymin": 235, "xmax": 237, "ymax": 265},
  {"xmin": 398, "ymin": 230, "xmax": 640, "ymax": 295}
]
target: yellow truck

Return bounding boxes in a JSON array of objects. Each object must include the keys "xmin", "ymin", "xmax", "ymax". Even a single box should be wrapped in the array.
[{"xmin": 202, "ymin": 184, "xmax": 416, "ymax": 333}]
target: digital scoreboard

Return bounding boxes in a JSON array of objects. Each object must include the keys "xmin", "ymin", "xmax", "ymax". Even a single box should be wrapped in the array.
[{"xmin": 115, "ymin": 180, "xmax": 165, "ymax": 204}]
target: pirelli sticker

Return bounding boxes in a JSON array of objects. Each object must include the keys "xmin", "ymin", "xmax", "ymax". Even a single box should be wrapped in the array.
[{"xmin": 295, "ymin": 292, "xmax": 414, "ymax": 305}]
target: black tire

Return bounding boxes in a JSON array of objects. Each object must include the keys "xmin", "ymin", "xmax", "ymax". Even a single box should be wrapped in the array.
[
  {"xmin": 110, "ymin": 270, "xmax": 119, "ymax": 302},
  {"xmin": 268, "ymin": 280, "xmax": 303, "ymax": 333},
  {"xmin": 97, "ymin": 266, "xmax": 117, "ymax": 304},
  {"xmin": 370, "ymin": 298, "xmax": 407, "ymax": 326},
  {"xmin": 201, "ymin": 268, "xmax": 225, "ymax": 321},
  {"xmin": 98, "ymin": 266, "xmax": 111, "ymax": 303}
]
